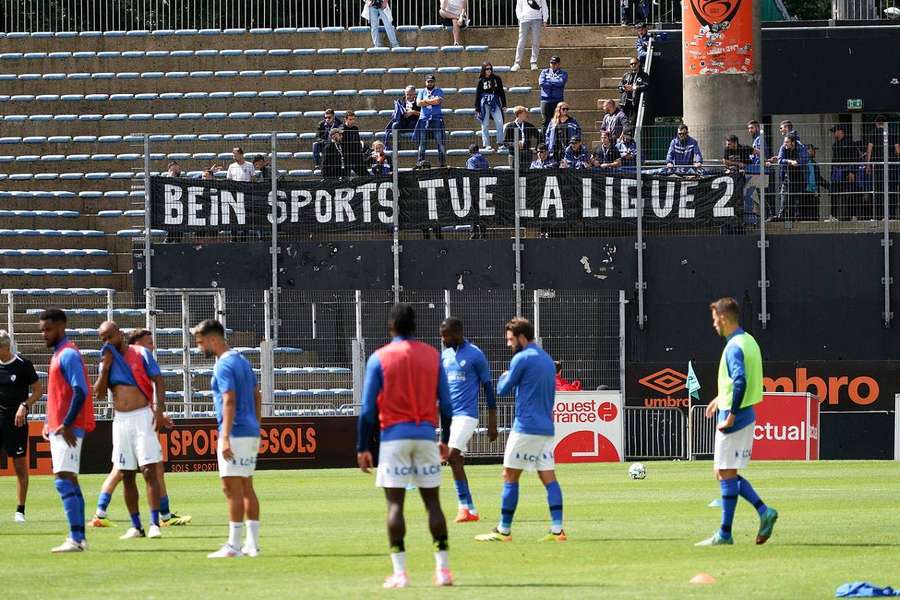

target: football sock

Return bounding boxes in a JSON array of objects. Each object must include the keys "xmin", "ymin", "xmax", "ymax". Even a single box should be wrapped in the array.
[
  {"xmin": 74, "ymin": 486, "xmax": 85, "ymax": 539},
  {"xmin": 228, "ymin": 522, "xmax": 243, "ymax": 549},
  {"xmin": 55, "ymin": 479, "xmax": 85, "ymax": 543},
  {"xmin": 737, "ymin": 476, "xmax": 768, "ymax": 516},
  {"xmin": 246, "ymin": 520, "xmax": 260, "ymax": 548},
  {"xmin": 16, "ymin": 504, "xmax": 24, "ymax": 514},
  {"xmin": 390, "ymin": 540, "xmax": 406, "ymax": 575},
  {"xmin": 545, "ymin": 480, "xmax": 564, "ymax": 534},
  {"xmin": 130, "ymin": 512, "xmax": 143, "ymax": 530},
  {"xmin": 433, "ymin": 536, "xmax": 449, "ymax": 569},
  {"xmin": 719, "ymin": 477, "xmax": 739, "ymax": 539},
  {"xmin": 454, "ymin": 479, "xmax": 470, "ymax": 510},
  {"xmin": 159, "ymin": 495, "xmax": 171, "ymax": 520},
  {"xmin": 97, "ymin": 491, "xmax": 112, "ymax": 518},
  {"xmin": 499, "ymin": 482, "xmax": 519, "ymax": 534},
  {"xmin": 150, "ymin": 509, "xmax": 160, "ymax": 527}
]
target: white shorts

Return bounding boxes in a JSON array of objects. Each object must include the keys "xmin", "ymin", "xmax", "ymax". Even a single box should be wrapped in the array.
[
  {"xmin": 50, "ymin": 432, "xmax": 83, "ymax": 474},
  {"xmin": 112, "ymin": 406, "xmax": 163, "ymax": 470},
  {"xmin": 503, "ymin": 431, "xmax": 555, "ymax": 472},
  {"xmin": 714, "ymin": 422, "xmax": 756, "ymax": 470},
  {"xmin": 376, "ymin": 439, "xmax": 442, "ymax": 489},
  {"xmin": 218, "ymin": 436, "xmax": 260, "ymax": 478},
  {"xmin": 448, "ymin": 415, "xmax": 479, "ymax": 453}
]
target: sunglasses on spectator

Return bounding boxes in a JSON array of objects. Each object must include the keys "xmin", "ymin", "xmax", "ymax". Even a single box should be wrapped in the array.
[{"xmin": 560, "ymin": 107, "xmax": 569, "ymax": 111}]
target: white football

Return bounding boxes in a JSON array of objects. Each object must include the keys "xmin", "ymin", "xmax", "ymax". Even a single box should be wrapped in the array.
[{"xmin": 628, "ymin": 462, "xmax": 647, "ymax": 480}]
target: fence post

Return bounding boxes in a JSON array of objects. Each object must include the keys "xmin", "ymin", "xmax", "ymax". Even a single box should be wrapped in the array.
[
  {"xmin": 270, "ymin": 132, "xmax": 281, "ymax": 346},
  {"xmin": 5, "ymin": 291, "xmax": 16, "ymax": 354},
  {"xmin": 635, "ymin": 123, "xmax": 646, "ymax": 329},
  {"xmin": 180, "ymin": 291, "xmax": 192, "ymax": 418},
  {"xmin": 106, "ymin": 288, "xmax": 114, "ymax": 323},
  {"xmin": 391, "ymin": 128, "xmax": 401, "ymax": 304},
  {"xmin": 882, "ymin": 126, "xmax": 893, "ymax": 328},
  {"xmin": 261, "ymin": 290, "xmax": 274, "ymax": 417},
  {"xmin": 444, "ymin": 288, "xmax": 451, "ymax": 319},
  {"xmin": 759, "ymin": 124, "xmax": 770, "ymax": 329},
  {"xmin": 143, "ymin": 133, "xmax": 152, "ymax": 291},
  {"xmin": 351, "ymin": 290, "xmax": 365, "ymax": 409},
  {"xmin": 532, "ymin": 289, "xmax": 542, "ymax": 347},
  {"xmin": 618, "ymin": 290, "xmax": 626, "ymax": 397},
  {"xmin": 513, "ymin": 127, "xmax": 523, "ymax": 316}
]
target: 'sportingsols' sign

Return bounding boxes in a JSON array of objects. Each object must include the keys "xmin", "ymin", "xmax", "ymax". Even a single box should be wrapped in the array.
[{"xmin": 150, "ymin": 169, "xmax": 745, "ymax": 234}]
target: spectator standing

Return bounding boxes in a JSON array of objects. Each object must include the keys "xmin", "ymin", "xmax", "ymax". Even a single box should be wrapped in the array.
[
  {"xmin": 561, "ymin": 135, "xmax": 591, "ymax": 170},
  {"xmin": 618, "ymin": 58, "xmax": 650, "ymax": 125},
  {"xmin": 591, "ymin": 131, "xmax": 621, "ymax": 171},
  {"xmin": 621, "ymin": 1, "xmax": 649, "ymax": 26},
  {"xmin": 439, "ymin": 0, "xmax": 469, "ymax": 46},
  {"xmin": 539, "ymin": 55, "xmax": 568, "ymax": 135},
  {"xmin": 369, "ymin": 141, "xmax": 392, "ymax": 176},
  {"xmin": 416, "ymin": 74, "xmax": 448, "ymax": 167},
  {"xmin": 616, "ymin": 129, "xmax": 639, "ymax": 172},
  {"xmin": 601, "ymin": 99, "xmax": 629, "ymax": 142},
  {"xmin": 502, "ymin": 105, "xmax": 541, "ymax": 169},
  {"xmin": 384, "ymin": 86, "xmax": 420, "ymax": 149},
  {"xmin": 363, "ymin": 0, "xmax": 400, "ymax": 49},
  {"xmin": 511, "ymin": 0, "xmax": 549, "ymax": 72},
  {"xmin": 830, "ymin": 125, "xmax": 858, "ymax": 220},
  {"xmin": 313, "ymin": 109, "xmax": 343, "ymax": 168},
  {"xmin": 342, "ymin": 110, "xmax": 367, "ymax": 176},
  {"xmin": 865, "ymin": 114, "xmax": 900, "ymax": 219},
  {"xmin": 529, "ymin": 143, "xmax": 557, "ymax": 169},
  {"xmin": 805, "ymin": 144, "xmax": 829, "ymax": 221},
  {"xmin": 475, "ymin": 63, "xmax": 507, "ymax": 150},
  {"xmin": 665, "ymin": 124, "xmax": 703, "ymax": 175},
  {"xmin": 775, "ymin": 134, "xmax": 809, "ymax": 221},
  {"xmin": 723, "ymin": 134, "xmax": 753, "ymax": 173},
  {"xmin": 742, "ymin": 120, "xmax": 769, "ymax": 224},
  {"xmin": 466, "ymin": 144, "xmax": 489, "ymax": 170},
  {"xmin": 635, "ymin": 23, "xmax": 651, "ymax": 65},
  {"xmin": 545, "ymin": 102, "xmax": 580, "ymax": 163},
  {"xmin": 226, "ymin": 147, "xmax": 255, "ymax": 182},
  {"xmin": 322, "ymin": 129, "xmax": 352, "ymax": 179}
]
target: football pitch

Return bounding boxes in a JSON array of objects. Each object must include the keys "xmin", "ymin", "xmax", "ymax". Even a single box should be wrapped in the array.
[{"xmin": 0, "ymin": 461, "xmax": 897, "ymax": 599}]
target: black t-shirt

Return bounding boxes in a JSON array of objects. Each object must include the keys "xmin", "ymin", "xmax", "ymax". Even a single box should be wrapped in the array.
[
  {"xmin": 868, "ymin": 127, "xmax": 900, "ymax": 163},
  {"xmin": 0, "ymin": 355, "xmax": 38, "ymax": 411},
  {"xmin": 723, "ymin": 143, "xmax": 753, "ymax": 165}
]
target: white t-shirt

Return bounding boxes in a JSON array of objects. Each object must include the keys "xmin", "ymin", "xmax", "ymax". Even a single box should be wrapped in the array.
[
  {"xmin": 516, "ymin": 0, "xmax": 548, "ymax": 22},
  {"xmin": 444, "ymin": 0, "xmax": 465, "ymax": 17},
  {"xmin": 227, "ymin": 161, "xmax": 255, "ymax": 182}
]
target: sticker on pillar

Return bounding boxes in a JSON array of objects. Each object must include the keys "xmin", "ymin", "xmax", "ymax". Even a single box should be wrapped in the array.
[{"xmin": 683, "ymin": 0, "xmax": 754, "ymax": 76}]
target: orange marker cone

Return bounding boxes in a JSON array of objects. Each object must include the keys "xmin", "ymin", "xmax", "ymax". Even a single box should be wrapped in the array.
[{"xmin": 690, "ymin": 573, "xmax": 716, "ymax": 585}]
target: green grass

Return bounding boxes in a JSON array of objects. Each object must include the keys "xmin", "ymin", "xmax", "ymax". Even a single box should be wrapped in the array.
[{"xmin": 0, "ymin": 461, "xmax": 898, "ymax": 599}]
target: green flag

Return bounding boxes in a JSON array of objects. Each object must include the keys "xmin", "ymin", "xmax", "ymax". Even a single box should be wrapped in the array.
[{"xmin": 686, "ymin": 361, "xmax": 701, "ymax": 401}]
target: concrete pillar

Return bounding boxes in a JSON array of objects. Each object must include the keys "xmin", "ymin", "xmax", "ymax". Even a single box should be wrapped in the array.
[{"xmin": 682, "ymin": 0, "xmax": 762, "ymax": 155}]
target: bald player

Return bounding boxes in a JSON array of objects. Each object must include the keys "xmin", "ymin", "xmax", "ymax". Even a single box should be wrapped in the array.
[{"xmin": 93, "ymin": 321, "xmax": 168, "ymax": 540}]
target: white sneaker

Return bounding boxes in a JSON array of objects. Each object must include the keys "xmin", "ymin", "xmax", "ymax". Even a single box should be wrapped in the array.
[
  {"xmin": 241, "ymin": 544, "xmax": 260, "ymax": 557},
  {"xmin": 119, "ymin": 527, "xmax": 146, "ymax": 540},
  {"xmin": 510, "ymin": 63, "xmax": 521, "ymax": 72},
  {"xmin": 530, "ymin": 62, "xmax": 538, "ymax": 70},
  {"xmin": 51, "ymin": 538, "xmax": 85, "ymax": 553},
  {"xmin": 208, "ymin": 544, "xmax": 243, "ymax": 559},
  {"xmin": 14, "ymin": 511, "xmax": 25, "ymax": 523},
  {"xmin": 383, "ymin": 572, "xmax": 409, "ymax": 589},
  {"xmin": 147, "ymin": 525, "xmax": 162, "ymax": 539}
]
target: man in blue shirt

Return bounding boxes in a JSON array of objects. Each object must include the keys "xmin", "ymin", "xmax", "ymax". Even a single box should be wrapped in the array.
[
  {"xmin": 193, "ymin": 319, "xmax": 262, "ymax": 559},
  {"xmin": 440, "ymin": 317, "xmax": 496, "ymax": 524},
  {"xmin": 465, "ymin": 144, "xmax": 489, "ymax": 170},
  {"xmin": 416, "ymin": 74, "xmax": 447, "ymax": 167},
  {"xmin": 666, "ymin": 124, "xmax": 704, "ymax": 175},
  {"xmin": 475, "ymin": 318, "xmax": 566, "ymax": 543}
]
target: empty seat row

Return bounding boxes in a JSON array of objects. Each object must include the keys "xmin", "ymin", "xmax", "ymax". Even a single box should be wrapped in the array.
[
  {"xmin": 0, "ymin": 190, "xmax": 142, "ymax": 199},
  {"xmin": 0, "ymin": 25, "xmax": 467, "ymax": 39},
  {"xmin": 0, "ymin": 45, "xmax": 489, "ymax": 61},
  {"xmin": 160, "ymin": 366, "xmax": 349, "ymax": 377},
  {"xmin": 0, "ymin": 209, "xmax": 79, "ymax": 217},
  {"xmin": 0, "ymin": 248, "xmax": 109, "ymax": 257},
  {"xmin": 24, "ymin": 307, "xmax": 143, "ymax": 315},
  {"xmin": 0, "ymin": 268, "xmax": 112, "ymax": 276},
  {"xmin": 96, "ymin": 210, "xmax": 145, "ymax": 218},
  {"xmin": 162, "ymin": 388, "xmax": 350, "ymax": 400},
  {"xmin": 155, "ymin": 346, "xmax": 303, "ymax": 356},
  {"xmin": 4, "ymin": 287, "xmax": 113, "ymax": 296},
  {"xmin": 0, "ymin": 228, "xmax": 104, "ymax": 237}
]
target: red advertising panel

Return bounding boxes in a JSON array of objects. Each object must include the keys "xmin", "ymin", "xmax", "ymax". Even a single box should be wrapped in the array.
[
  {"xmin": 753, "ymin": 392, "xmax": 820, "ymax": 460},
  {"xmin": 683, "ymin": 0, "xmax": 754, "ymax": 76}
]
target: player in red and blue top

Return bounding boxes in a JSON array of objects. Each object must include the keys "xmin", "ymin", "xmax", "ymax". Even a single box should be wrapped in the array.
[
  {"xmin": 357, "ymin": 303, "xmax": 454, "ymax": 589},
  {"xmin": 439, "ymin": 317, "xmax": 496, "ymax": 523},
  {"xmin": 39, "ymin": 308, "xmax": 94, "ymax": 553}
]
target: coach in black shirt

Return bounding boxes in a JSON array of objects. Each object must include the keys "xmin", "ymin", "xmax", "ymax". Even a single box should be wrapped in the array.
[{"xmin": 0, "ymin": 330, "xmax": 41, "ymax": 522}]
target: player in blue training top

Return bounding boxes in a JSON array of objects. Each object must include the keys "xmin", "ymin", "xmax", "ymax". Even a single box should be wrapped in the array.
[
  {"xmin": 475, "ymin": 317, "xmax": 566, "ymax": 543},
  {"xmin": 696, "ymin": 297, "xmax": 778, "ymax": 547},
  {"xmin": 194, "ymin": 319, "xmax": 262, "ymax": 559},
  {"xmin": 439, "ymin": 317, "xmax": 497, "ymax": 524}
]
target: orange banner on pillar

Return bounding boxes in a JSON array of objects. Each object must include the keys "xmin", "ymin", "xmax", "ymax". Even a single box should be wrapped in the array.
[{"xmin": 683, "ymin": 0, "xmax": 754, "ymax": 76}]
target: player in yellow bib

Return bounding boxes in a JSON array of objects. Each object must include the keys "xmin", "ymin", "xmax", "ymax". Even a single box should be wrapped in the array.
[{"xmin": 696, "ymin": 297, "xmax": 778, "ymax": 547}]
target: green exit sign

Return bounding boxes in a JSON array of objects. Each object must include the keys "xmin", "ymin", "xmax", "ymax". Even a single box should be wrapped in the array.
[{"xmin": 847, "ymin": 99, "xmax": 863, "ymax": 110}]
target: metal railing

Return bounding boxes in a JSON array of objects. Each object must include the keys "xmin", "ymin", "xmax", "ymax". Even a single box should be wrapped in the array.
[{"xmin": 0, "ymin": 0, "xmax": 680, "ymax": 31}]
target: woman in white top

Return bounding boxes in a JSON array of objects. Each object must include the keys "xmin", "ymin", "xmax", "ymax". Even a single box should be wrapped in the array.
[
  {"xmin": 439, "ymin": 0, "xmax": 468, "ymax": 46},
  {"xmin": 226, "ymin": 147, "xmax": 255, "ymax": 182},
  {"xmin": 511, "ymin": 0, "xmax": 549, "ymax": 72}
]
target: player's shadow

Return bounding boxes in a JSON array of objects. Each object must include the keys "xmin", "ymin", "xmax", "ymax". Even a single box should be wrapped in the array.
[
  {"xmin": 288, "ymin": 552, "xmax": 384, "ymax": 559},
  {"xmin": 576, "ymin": 537, "xmax": 682, "ymax": 542},
  {"xmin": 783, "ymin": 542, "xmax": 900, "ymax": 548},
  {"xmin": 461, "ymin": 583, "xmax": 605, "ymax": 589}
]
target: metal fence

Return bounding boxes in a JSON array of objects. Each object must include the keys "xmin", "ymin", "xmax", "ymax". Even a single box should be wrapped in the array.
[{"xmin": 0, "ymin": 0, "xmax": 684, "ymax": 32}]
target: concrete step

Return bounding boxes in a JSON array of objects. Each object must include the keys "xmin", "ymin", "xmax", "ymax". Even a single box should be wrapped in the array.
[
  {"xmin": 0, "ymin": 195, "xmax": 141, "ymax": 211},
  {"xmin": 0, "ymin": 233, "xmax": 134, "ymax": 250},
  {"xmin": 0, "ymin": 214, "xmax": 142, "ymax": 230},
  {"xmin": 0, "ymin": 253, "xmax": 128, "ymax": 270},
  {"xmin": 0, "ymin": 272, "xmax": 131, "ymax": 290}
]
